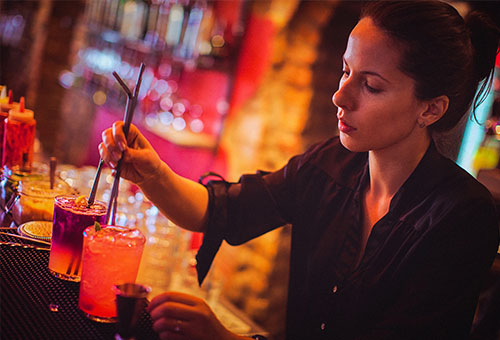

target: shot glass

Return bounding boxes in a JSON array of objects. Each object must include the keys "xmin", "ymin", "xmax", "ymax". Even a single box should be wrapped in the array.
[{"xmin": 114, "ymin": 283, "xmax": 151, "ymax": 340}]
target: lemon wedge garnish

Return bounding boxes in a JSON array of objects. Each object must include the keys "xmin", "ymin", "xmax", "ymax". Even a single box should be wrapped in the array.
[{"xmin": 74, "ymin": 195, "xmax": 88, "ymax": 206}]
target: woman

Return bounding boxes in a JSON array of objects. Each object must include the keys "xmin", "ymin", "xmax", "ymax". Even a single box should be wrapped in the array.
[{"xmin": 100, "ymin": 1, "xmax": 500, "ymax": 339}]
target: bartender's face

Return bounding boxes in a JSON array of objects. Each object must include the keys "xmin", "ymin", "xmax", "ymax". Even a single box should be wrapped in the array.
[{"xmin": 332, "ymin": 17, "xmax": 427, "ymax": 153}]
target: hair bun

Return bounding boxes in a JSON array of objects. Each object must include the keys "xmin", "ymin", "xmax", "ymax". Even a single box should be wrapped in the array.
[{"xmin": 465, "ymin": 11, "xmax": 500, "ymax": 82}]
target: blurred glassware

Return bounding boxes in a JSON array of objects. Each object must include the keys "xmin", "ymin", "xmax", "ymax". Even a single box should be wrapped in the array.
[{"xmin": 12, "ymin": 176, "xmax": 76, "ymax": 224}]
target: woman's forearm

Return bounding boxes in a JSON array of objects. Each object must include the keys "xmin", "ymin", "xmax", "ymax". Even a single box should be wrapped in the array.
[{"xmin": 138, "ymin": 161, "xmax": 209, "ymax": 233}]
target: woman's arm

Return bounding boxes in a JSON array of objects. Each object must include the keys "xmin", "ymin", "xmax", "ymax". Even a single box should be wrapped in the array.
[
  {"xmin": 99, "ymin": 121, "xmax": 209, "ymax": 232},
  {"xmin": 139, "ymin": 161, "xmax": 209, "ymax": 232}
]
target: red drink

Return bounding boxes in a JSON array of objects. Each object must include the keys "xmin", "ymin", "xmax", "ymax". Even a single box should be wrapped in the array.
[
  {"xmin": 48, "ymin": 195, "xmax": 107, "ymax": 281},
  {"xmin": 78, "ymin": 225, "xmax": 146, "ymax": 323}
]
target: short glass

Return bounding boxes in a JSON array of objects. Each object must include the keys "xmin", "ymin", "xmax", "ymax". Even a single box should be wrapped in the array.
[
  {"xmin": 13, "ymin": 177, "xmax": 75, "ymax": 224},
  {"xmin": 48, "ymin": 195, "xmax": 107, "ymax": 281},
  {"xmin": 114, "ymin": 283, "xmax": 151, "ymax": 340},
  {"xmin": 78, "ymin": 225, "xmax": 146, "ymax": 323}
]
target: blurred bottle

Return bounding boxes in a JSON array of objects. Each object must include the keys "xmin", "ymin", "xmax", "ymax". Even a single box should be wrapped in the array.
[
  {"xmin": 88, "ymin": 0, "xmax": 106, "ymax": 28},
  {"xmin": 165, "ymin": 0, "xmax": 186, "ymax": 49},
  {"xmin": 155, "ymin": 0, "xmax": 172, "ymax": 49},
  {"xmin": 102, "ymin": 0, "xmax": 122, "ymax": 30},
  {"xmin": 196, "ymin": 2, "xmax": 215, "ymax": 57},
  {"xmin": 120, "ymin": 0, "xmax": 147, "ymax": 40},
  {"xmin": 144, "ymin": 0, "xmax": 162, "ymax": 46},
  {"xmin": 175, "ymin": 0, "xmax": 205, "ymax": 59}
]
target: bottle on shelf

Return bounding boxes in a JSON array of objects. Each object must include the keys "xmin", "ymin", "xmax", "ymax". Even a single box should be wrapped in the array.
[
  {"xmin": 103, "ymin": 0, "xmax": 122, "ymax": 30},
  {"xmin": 154, "ymin": 0, "xmax": 172, "ymax": 49},
  {"xmin": 120, "ymin": 0, "xmax": 148, "ymax": 40},
  {"xmin": 175, "ymin": 0, "xmax": 206, "ymax": 60},
  {"xmin": 144, "ymin": 0, "xmax": 161, "ymax": 46},
  {"xmin": 165, "ymin": 0, "xmax": 186, "ymax": 49},
  {"xmin": 196, "ymin": 2, "xmax": 215, "ymax": 57}
]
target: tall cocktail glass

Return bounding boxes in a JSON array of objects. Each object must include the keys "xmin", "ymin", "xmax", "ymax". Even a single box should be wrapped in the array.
[
  {"xmin": 48, "ymin": 195, "xmax": 107, "ymax": 281},
  {"xmin": 78, "ymin": 225, "xmax": 146, "ymax": 323}
]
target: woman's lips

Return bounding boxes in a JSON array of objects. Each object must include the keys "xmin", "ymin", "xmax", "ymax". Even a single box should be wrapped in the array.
[{"xmin": 338, "ymin": 119, "xmax": 356, "ymax": 133}]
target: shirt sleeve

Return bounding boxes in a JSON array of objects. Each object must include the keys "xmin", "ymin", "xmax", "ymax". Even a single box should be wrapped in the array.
[{"xmin": 195, "ymin": 161, "xmax": 300, "ymax": 284}]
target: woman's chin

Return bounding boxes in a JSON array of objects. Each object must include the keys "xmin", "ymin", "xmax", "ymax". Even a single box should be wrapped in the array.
[{"xmin": 339, "ymin": 134, "xmax": 365, "ymax": 152}]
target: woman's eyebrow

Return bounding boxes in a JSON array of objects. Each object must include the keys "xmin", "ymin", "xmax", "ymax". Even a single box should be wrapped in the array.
[
  {"xmin": 360, "ymin": 71, "xmax": 390, "ymax": 83},
  {"xmin": 342, "ymin": 57, "xmax": 390, "ymax": 83}
]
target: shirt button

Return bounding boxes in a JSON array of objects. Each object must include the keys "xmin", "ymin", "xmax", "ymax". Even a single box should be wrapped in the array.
[
  {"xmin": 320, "ymin": 322, "xmax": 326, "ymax": 331},
  {"xmin": 332, "ymin": 285, "xmax": 338, "ymax": 293}
]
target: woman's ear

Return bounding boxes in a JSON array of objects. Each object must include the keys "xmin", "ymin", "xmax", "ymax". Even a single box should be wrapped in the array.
[{"xmin": 419, "ymin": 95, "xmax": 449, "ymax": 126}]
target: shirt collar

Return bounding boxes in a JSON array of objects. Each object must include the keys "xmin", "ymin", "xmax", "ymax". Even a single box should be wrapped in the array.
[
  {"xmin": 388, "ymin": 141, "xmax": 447, "ymax": 214},
  {"xmin": 353, "ymin": 141, "xmax": 448, "ymax": 215}
]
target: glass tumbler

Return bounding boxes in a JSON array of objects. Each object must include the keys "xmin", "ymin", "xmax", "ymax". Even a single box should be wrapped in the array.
[
  {"xmin": 78, "ymin": 225, "xmax": 146, "ymax": 323},
  {"xmin": 48, "ymin": 195, "xmax": 107, "ymax": 281}
]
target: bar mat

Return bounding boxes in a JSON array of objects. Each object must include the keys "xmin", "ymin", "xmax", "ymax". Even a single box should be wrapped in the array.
[{"xmin": 0, "ymin": 233, "xmax": 159, "ymax": 340}]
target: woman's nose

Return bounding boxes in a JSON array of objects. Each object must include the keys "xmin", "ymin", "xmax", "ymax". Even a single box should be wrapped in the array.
[{"xmin": 332, "ymin": 79, "xmax": 352, "ymax": 111}]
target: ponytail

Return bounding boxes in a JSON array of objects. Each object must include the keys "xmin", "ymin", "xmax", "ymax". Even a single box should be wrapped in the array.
[{"xmin": 466, "ymin": 11, "xmax": 500, "ymax": 116}]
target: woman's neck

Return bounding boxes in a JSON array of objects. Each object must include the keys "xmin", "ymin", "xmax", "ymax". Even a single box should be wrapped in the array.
[{"xmin": 367, "ymin": 135, "xmax": 431, "ymax": 200}]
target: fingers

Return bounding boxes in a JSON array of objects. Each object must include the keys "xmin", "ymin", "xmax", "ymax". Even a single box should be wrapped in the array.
[
  {"xmin": 98, "ymin": 142, "xmax": 117, "ymax": 169},
  {"xmin": 148, "ymin": 292, "xmax": 231, "ymax": 340},
  {"xmin": 112, "ymin": 121, "xmax": 128, "ymax": 151},
  {"xmin": 112, "ymin": 121, "xmax": 145, "ymax": 149},
  {"xmin": 100, "ymin": 121, "xmax": 132, "ymax": 168},
  {"xmin": 100, "ymin": 127, "xmax": 122, "ymax": 167},
  {"xmin": 150, "ymin": 298, "xmax": 196, "ymax": 340},
  {"xmin": 152, "ymin": 310, "xmax": 207, "ymax": 340},
  {"xmin": 149, "ymin": 301, "xmax": 198, "ymax": 323},
  {"xmin": 153, "ymin": 316, "xmax": 188, "ymax": 333},
  {"xmin": 149, "ymin": 292, "xmax": 199, "ymax": 311}
]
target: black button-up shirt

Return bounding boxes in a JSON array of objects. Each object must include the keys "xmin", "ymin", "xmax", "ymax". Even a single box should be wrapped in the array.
[{"xmin": 196, "ymin": 137, "xmax": 499, "ymax": 339}]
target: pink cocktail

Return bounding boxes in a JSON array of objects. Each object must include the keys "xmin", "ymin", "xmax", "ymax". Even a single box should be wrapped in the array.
[
  {"xmin": 78, "ymin": 225, "xmax": 146, "ymax": 323},
  {"xmin": 48, "ymin": 195, "xmax": 107, "ymax": 281}
]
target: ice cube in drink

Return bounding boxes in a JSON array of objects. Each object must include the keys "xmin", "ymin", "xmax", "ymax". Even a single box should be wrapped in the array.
[
  {"xmin": 78, "ymin": 225, "xmax": 146, "ymax": 323},
  {"xmin": 48, "ymin": 195, "xmax": 106, "ymax": 281}
]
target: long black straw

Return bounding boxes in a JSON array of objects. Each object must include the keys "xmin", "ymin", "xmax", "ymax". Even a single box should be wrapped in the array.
[
  {"xmin": 105, "ymin": 63, "xmax": 145, "ymax": 225},
  {"xmin": 87, "ymin": 159, "xmax": 104, "ymax": 207}
]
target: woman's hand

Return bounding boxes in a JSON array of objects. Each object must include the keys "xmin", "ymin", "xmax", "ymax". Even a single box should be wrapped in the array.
[
  {"xmin": 99, "ymin": 121, "xmax": 162, "ymax": 186},
  {"xmin": 148, "ymin": 292, "xmax": 248, "ymax": 340},
  {"xmin": 100, "ymin": 121, "xmax": 208, "ymax": 232}
]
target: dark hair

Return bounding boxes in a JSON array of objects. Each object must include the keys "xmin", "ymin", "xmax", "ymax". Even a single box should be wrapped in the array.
[{"xmin": 361, "ymin": 1, "xmax": 500, "ymax": 132}]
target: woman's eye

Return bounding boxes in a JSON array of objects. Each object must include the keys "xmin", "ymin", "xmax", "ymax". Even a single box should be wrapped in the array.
[
  {"xmin": 342, "ymin": 70, "xmax": 350, "ymax": 77},
  {"xmin": 365, "ymin": 83, "xmax": 381, "ymax": 94}
]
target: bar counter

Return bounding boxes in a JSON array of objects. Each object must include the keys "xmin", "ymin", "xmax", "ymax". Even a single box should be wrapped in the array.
[{"xmin": 0, "ymin": 231, "xmax": 159, "ymax": 340}]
